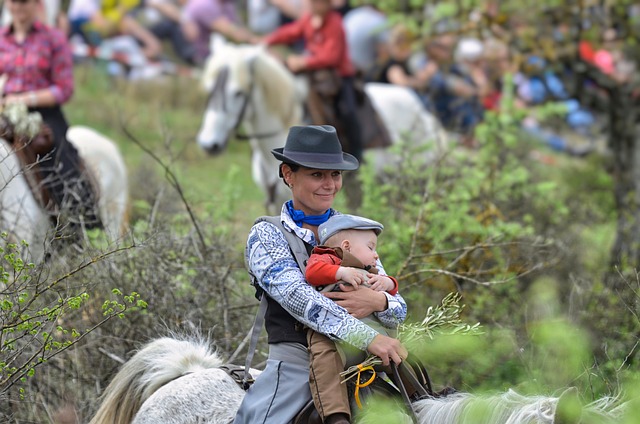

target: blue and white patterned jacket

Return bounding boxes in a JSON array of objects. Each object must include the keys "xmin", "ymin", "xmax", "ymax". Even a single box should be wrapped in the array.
[{"xmin": 246, "ymin": 203, "xmax": 407, "ymax": 351}]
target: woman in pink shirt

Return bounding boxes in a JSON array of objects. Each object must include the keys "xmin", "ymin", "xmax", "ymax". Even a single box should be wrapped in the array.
[{"xmin": 0, "ymin": 0, "xmax": 100, "ymax": 234}]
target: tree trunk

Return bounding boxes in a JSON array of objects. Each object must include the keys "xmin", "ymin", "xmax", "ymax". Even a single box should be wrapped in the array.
[{"xmin": 608, "ymin": 82, "xmax": 640, "ymax": 275}]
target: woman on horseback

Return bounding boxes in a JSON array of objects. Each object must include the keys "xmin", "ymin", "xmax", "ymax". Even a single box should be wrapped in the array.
[
  {"xmin": 0, "ymin": 0, "xmax": 100, "ymax": 236},
  {"xmin": 235, "ymin": 125, "xmax": 408, "ymax": 424}
]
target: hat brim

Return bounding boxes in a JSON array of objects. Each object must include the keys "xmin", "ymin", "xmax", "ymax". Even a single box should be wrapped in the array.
[{"xmin": 272, "ymin": 148, "xmax": 359, "ymax": 171}]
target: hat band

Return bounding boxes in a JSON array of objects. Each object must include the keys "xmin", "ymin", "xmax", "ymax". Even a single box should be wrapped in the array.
[{"xmin": 283, "ymin": 150, "xmax": 344, "ymax": 164}]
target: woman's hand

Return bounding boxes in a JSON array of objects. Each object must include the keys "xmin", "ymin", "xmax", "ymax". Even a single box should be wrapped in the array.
[
  {"xmin": 323, "ymin": 285, "xmax": 388, "ymax": 318},
  {"xmin": 367, "ymin": 334, "xmax": 407, "ymax": 366},
  {"xmin": 3, "ymin": 93, "xmax": 28, "ymax": 106}
]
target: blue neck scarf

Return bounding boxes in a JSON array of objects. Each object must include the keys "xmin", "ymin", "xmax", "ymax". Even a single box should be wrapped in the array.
[{"xmin": 286, "ymin": 200, "xmax": 331, "ymax": 227}]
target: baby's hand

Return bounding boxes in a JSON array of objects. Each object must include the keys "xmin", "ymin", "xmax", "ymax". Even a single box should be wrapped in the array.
[
  {"xmin": 367, "ymin": 275, "xmax": 395, "ymax": 292},
  {"xmin": 335, "ymin": 267, "xmax": 366, "ymax": 289}
]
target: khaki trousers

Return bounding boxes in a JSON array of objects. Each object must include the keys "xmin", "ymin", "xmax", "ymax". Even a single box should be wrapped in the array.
[
  {"xmin": 307, "ymin": 324, "xmax": 421, "ymax": 422},
  {"xmin": 307, "ymin": 329, "xmax": 352, "ymax": 421}
]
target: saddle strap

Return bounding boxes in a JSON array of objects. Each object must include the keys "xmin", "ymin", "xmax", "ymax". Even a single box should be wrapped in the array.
[
  {"xmin": 220, "ymin": 363, "xmax": 254, "ymax": 388},
  {"xmin": 242, "ymin": 294, "xmax": 267, "ymax": 389},
  {"xmin": 390, "ymin": 362, "xmax": 419, "ymax": 424}
]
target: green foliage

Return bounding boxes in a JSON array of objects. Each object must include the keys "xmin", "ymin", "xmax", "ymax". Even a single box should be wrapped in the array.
[
  {"xmin": 358, "ymin": 75, "xmax": 566, "ymax": 326},
  {"xmin": 400, "ymin": 292, "xmax": 482, "ymax": 346},
  {"xmin": 0, "ymin": 235, "xmax": 147, "ymax": 399},
  {"xmin": 354, "ymin": 64, "xmax": 632, "ymax": 400}
]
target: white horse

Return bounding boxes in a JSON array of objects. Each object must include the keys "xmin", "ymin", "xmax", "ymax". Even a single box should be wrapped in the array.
[
  {"xmin": 0, "ymin": 125, "xmax": 128, "ymax": 261},
  {"xmin": 195, "ymin": 42, "xmax": 449, "ymax": 213},
  {"xmin": 90, "ymin": 336, "xmax": 627, "ymax": 424}
]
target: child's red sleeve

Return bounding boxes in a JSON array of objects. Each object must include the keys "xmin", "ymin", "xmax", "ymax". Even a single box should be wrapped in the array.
[
  {"xmin": 305, "ymin": 248, "xmax": 342, "ymax": 286},
  {"xmin": 386, "ymin": 276, "xmax": 398, "ymax": 296}
]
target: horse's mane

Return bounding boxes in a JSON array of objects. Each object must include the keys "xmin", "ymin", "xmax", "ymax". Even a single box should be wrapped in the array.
[
  {"xmin": 89, "ymin": 336, "xmax": 224, "ymax": 424},
  {"xmin": 201, "ymin": 44, "xmax": 302, "ymax": 130},
  {"xmin": 252, "ymin": 48, "xmax": 302, "ymax": 129}
]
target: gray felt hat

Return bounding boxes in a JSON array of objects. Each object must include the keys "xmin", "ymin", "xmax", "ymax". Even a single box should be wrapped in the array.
[
  {"xmin": 271, "ymin": 125, "xmax": 359, "ymax": 170},
  {"xmin": 318, "ymin": 214, "xmax": 384, "ymax": 245}
]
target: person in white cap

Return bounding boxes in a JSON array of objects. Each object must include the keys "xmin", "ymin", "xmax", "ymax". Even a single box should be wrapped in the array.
[{"xmin": 304, "ymin": 213, "xmax": 411, "ymax": 423}]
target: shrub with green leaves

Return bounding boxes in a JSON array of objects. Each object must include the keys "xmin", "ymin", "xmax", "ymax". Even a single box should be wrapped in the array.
[{"xmin": 0, "ymin": 235, "xmax": 147, "ymax": 421}]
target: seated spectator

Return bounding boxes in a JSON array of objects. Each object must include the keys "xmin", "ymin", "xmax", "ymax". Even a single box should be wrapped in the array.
[
  {"xmin": 250, "ymin": 0, "xmax": 340, "ymax": 35},
  {"xmin": 367, "ymin": 24, "xmax": 438, "ymax": 92},
  {"xmin": 134, "ymin": 0, "xmax": 198, "ymax": 65},
  {"xmin": 416, "ymin": 33, "xmax": 483, "ymax": 146},
  {"xmin": 68, "ymin": 0, "xmax": 162, "ymax": 60},
  {"xmin": 248, "ymin": 0, "xmax": 283, "ymax": 35},
  {"xmin": 481, "ymin": 38, "xmax": 515, "ymax": 111},
  {"xmin": 515, "ymin": 55, "xmax": 598, "ymax": 156},
  {"xmin": 343, "ymin": 4, "xmax": 388, "ymax": 76},
  {"xmin": 182, "ymin": 0, "xmax": 256, "ymax": 65},
  {"xmin": 455, "ymin": 37, "xmax": 491, "ymax": 101}
]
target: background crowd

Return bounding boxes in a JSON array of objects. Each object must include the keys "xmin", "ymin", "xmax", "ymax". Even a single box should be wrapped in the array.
[{"xmin": 3, "ymin": 0, "xmax": 637, "ymax": 156}]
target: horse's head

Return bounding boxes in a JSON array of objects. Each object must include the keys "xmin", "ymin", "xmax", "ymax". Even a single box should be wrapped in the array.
[
  {"xmin": 196, "ymin": 43, "xmax": 302, "ymax": 155},
  {"xmin": 196, "ymin": 44, "xmax": 259, "ymax": 155}
]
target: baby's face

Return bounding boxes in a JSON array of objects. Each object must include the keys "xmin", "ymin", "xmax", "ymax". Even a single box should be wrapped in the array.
[{"xmin": 347, "ymin": 230, "xmax": 379, "ymax": 268}]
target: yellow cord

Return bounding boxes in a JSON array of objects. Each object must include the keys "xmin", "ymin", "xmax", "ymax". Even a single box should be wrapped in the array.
[{"xmin": 354, "ymin": 363, "xmax": 376, "ymax": 409}]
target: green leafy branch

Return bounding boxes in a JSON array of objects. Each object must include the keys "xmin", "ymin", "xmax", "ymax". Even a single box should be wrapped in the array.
[
  {"xmin": 340, "ymin": 292, "xmax": 481, "ymax": 382},
  {"xmin": 0, "ymin": 242, "xmax": 147, "ymax": 395}
]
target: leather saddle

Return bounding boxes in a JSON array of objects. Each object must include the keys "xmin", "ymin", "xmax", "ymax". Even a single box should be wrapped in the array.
[
  {"xmin": 0, "ymin": 116, "xmax": 101, "ymax": 220},
  {"xmin": 0, "ymin": 115, "xmax": 58, "ymax": 212},
  {"xmin": 222, "ymin": 356, "xmax": 444, "ymax": 424},
  {"xmin": 305, "ymin": 69, "xmax": 393, "ymax": 152}
]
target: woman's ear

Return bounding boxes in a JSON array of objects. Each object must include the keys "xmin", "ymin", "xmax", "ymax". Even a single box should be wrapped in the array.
[{"xmin": 281, "ymin": 164, "xmax": 293, "ymax": 187}]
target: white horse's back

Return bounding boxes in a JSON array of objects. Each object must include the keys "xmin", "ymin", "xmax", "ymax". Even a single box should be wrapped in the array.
[
  {"xmin": 132, "ymin": 368, "xmax": 245, "ymax": 424},
  {"xmin": 67, "ymin": 125, "xmax": 129, "ymax": 239},
  {"xmin": 364, "ymin": 83, "xmax": 447, "ymax": 150},
  {"xmin": 363, "ymin": 83, "xmax": 449, "ymax": 171},
  {"xmin": 0, "ymin": 126, "xmax": 128, "ymax": 261},
  {"xmin": 90, "ymin": 336, "xmax": 242, "ymax": 424},
  {"xmin": 91, "ymin": 335, "xmax": 629, "ymax": 424}
]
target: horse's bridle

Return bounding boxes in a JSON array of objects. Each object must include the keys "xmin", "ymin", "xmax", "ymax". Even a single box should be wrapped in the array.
[{"xmin": 206, "ymin": 59, "xmax": 282, "ymax": 141}]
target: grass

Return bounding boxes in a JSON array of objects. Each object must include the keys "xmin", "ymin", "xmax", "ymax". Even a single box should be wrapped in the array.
[{"xmin": 66, "ymin": 63, "xmax": 265, "ymax": 239}]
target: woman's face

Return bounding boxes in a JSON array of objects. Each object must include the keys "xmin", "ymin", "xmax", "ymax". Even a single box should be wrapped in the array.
[
  {"xmin": 283, "ymin": 166, "xmax": 343, "ymax": 216},
  {"xmin": 7, "ymin": 0, "xmax": 39, "ymax": 24}
]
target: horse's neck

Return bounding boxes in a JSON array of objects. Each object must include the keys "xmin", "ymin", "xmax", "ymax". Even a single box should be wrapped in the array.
[
  {"xmin": 246, "ymin": 81, "xmax": 292, "ymax": 158},
  {"xmin": 253, "ymin": 52, "xmax": 304, "ymax": 128}
]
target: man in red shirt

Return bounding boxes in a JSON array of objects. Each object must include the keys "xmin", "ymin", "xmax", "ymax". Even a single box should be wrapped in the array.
[{"xmin": 264, "ymin": 0, "xmax": 363, "ymax": 162}]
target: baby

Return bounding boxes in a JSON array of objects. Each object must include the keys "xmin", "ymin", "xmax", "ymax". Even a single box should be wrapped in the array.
[{"xmin": 305, "ymin": 214, "xmax": 401, "ymax": 423}]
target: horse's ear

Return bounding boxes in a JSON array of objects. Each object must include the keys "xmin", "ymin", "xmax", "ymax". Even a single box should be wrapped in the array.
[{"xmin": 209, "ymin": 33, "xmax": 228, "ymax": 57}]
